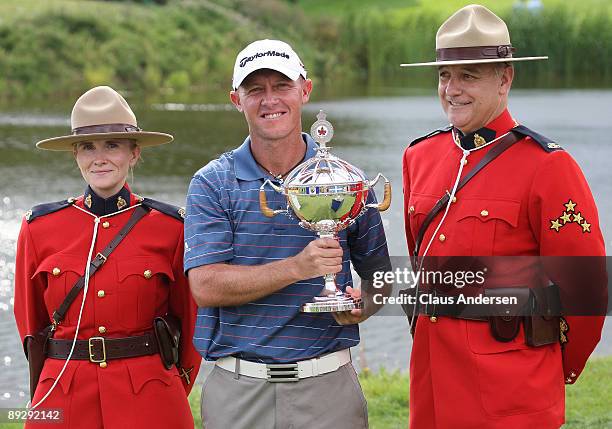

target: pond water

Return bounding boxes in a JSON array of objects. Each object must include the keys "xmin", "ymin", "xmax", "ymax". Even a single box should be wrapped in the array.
[{"xmin": 1, "ymin": 89, "xmax": 610, "ymax": 404}]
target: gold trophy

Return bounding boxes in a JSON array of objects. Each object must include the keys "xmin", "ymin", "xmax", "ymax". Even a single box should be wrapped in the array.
[{"xmin": 259, "ymin": 111, "xmax": 391, "ymax": 312}]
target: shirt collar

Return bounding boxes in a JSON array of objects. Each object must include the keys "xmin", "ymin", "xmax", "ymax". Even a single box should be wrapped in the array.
[
  {"xmin": 83, "ymin": 184, "xmax": 132, "ymax": 216},
  {"xmin": 453, "ymin": 109, "xmax": 518, "ymax": 150},
  {"xmin": 233, "ymin": 132, "xmax": 319, "ymax": 181}
]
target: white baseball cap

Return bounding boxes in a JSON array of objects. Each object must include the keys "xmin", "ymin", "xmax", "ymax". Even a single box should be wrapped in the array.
[{"xmin": 232, "ymin": 39, "xmax": 307, "ymax": 90}]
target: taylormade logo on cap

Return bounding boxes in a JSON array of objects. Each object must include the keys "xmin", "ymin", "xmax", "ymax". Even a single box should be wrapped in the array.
[
  {"xmin": 232, "ymin": 39, "xmax": 307, "ymax": 90},
  {"xmin": 239, "ymin": 50, "xmax": 290, "ymax": 68}
]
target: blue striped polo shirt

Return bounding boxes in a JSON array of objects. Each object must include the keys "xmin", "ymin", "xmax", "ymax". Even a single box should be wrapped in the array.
[{"xmin": 184, "ymin": 133, "xmax": 390, "ymax": 363}]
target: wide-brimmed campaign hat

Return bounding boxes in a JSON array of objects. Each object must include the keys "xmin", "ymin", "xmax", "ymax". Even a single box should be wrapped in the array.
[
  {"xmin": 36, "ymin": 86, "xmax": 173, "ymax": 151},
  {"xmin": 401, "ymin": 4, "xmax": 548, "ymax": 67}
]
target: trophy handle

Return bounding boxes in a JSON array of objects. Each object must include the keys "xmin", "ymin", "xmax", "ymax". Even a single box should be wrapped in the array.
[
  {"xmin": 259, "ymin": 179, "xmax": 286, "ymax": 218},
  {"xmin": 366, "ymin": 173, "xmax": 392, "ymax": 212}
]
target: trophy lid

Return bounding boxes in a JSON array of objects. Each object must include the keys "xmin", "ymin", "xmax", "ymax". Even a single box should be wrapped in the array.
[
  {"xmin": 310, "ymin": 110, "xmax": 334, "ymax": 150},
  {"xmin": 284, "ymin": 155, "xmax": 367, "ymax": 186},
  {"xmin": 284, "ymin": 110, "xmax": 367, "ymax": 188}
]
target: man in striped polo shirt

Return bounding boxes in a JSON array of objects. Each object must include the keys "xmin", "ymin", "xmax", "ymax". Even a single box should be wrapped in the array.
[{"xmin": 184, "ymin": 39, "xmax": 391, "ymax": 429}]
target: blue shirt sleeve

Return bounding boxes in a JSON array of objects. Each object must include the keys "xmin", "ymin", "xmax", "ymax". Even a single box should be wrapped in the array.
[{"xmin": 184, "ymin": 165, "xmax": 234, "ymax": 273}]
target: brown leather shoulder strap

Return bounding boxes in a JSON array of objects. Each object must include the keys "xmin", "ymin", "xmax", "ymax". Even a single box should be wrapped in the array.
[
  {"xmin": 51, "ymin": 205, "xmax": 149, "ymax": 325},
  {"xmin": 413, "ymin": 130, "xmax": 521, "ymax": 260}
]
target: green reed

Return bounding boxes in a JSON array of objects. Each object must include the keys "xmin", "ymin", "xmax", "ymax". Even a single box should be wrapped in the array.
[{"xmin": 322, "ymin": 2, "xmax": 612, "ymax": 89}]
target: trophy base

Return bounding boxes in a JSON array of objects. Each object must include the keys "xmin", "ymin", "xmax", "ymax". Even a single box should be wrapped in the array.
[{"xmin": 301, "ymin": 293, "xmax": 364, "ymax": 313}]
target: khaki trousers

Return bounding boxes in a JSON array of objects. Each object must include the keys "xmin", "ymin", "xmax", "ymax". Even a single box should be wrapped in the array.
[{"xmin": 200, "ymin": 362, "xmax": 368, "ymax": 429}]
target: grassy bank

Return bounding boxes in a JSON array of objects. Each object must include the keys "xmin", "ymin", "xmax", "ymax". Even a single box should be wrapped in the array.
[
  {"xmin": 0, "ymin": 0, "xmax": 225, "ymax": 99},
  {"xmin": 0, "ymin": 0, "xmax": 314, "ymax": 100},
  {"xmin": 186, "ymin": 357, "xmax": 612, "ymax": 429},
  {"xmin": 0, "ymin": 0, "xmax": 611, "ymax": 101},
  {"xmin": 0, "ymin": 357, "xmax": 609, "ymax": 428}
]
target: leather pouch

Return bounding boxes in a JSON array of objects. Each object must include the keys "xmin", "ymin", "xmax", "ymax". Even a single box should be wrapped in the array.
[
  {"xmin": 524, "ymin": 285, "xmax": 561, "ymax": 347},
  {"xmin": 153, "ymin": 315, "xmax": 181, "ymax": 370},
  {"xmin": 485, "ymin": 288, "xmax": 531, "ymax": 343},
  {"xmin": 524, "ymin": 315, "xmax": 559, "ymax": 347},
  {"xmin": 23, "ymin": 325, "xmax": 54, "ymax": 401}
]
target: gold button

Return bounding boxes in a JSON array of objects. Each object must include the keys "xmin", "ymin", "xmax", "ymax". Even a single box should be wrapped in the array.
[
  {"xmin": 565, "ymin": 377, "xmax": 572, "ymax": 384},
  {"xmin": 430, "ymin": 316, "xmax": 438, "ymax": 323},
  {"xmin": 409, "ymin": 205, "xmax": 415, "ymax": 213},
  {"xmin": 480, "ymin": 210, "xmax": 489, "ymax": 217},
  {"xmin": 52, "ymin": 267, "xmax": 61, "ymax": 276},
  {"xmin": 99, "ymin": 362, "xmax": 107, "ymax": 368},
  {"xmin": 570, "ymin": 371, "xmax": 577, "ymax": 378},
  {"xmin": 143, "ymin": 270, "xmax": 152, "ymax": 279},
  {"xmin": 98, "ymin": 326, "xmax": 106, "ymax": 334},
  {"xmin": 439, "ymin": 234, "xmax": 446, "ymax": 242},
  {"xmin": 102, "ymin": 221, "xmax": 110, "ymax": 228},
  {"xmin": 451, "ymin": 196, "xmax": 457, "ymax": 203},
  {"xmin": 461, "ymin": 159, "xmax": 468, "ymax": 166},
  {"xmin": 97, "ymin": 290, "xmax": 105, "ymax": 298}
]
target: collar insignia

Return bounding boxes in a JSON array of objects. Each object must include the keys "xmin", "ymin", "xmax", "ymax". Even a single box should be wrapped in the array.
[
  {"xmin": 117, "ymin": 196, "xmax": 127, "ymax": 210},
  {"xmin": 83, "ymin": 186, "xmax": 131, "ymax": 216},
  {"xmin": 454, "ymin": 127, "xmax": 496, "ymax": 150},
  {"xmin": 474, "ymin": 134, "xmax": 487, "ymax": 148}
]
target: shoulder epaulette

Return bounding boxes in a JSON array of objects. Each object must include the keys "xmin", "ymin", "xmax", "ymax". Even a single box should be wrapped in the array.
[
  {"xmin": 513, "ymin": 125, "xmax": 563, "ymax": 153},
  {"xmin": 25, "ymin": 198, "xmax": 75, "ymax": 223},
  {"xmin": 141, "ymin": 198, "xmax": 185, "ymax": 222},
  {"xmin": 409, "ymin": 125, "xmax": 453, "ymax": 147}
]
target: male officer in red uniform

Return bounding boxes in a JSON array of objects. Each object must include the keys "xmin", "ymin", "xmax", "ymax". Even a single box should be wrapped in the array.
[{"xmin": 401, "ymin": 5, "xmax": 607, "ymax": 428}]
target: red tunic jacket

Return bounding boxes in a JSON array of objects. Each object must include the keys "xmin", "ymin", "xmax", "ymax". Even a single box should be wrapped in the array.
[
  {"xmin": 403, "ymin": 109, "xmax": 606, "ymax": 429},
  {"xmin": 14, "ymin": 187, "xmax": 201, "ymax": 429}
]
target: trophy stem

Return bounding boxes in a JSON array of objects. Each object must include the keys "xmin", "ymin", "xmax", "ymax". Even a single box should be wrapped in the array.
[
  {"xmin": 318, "ymin": 230, "xmax": 339, "ymax": 295},
  {"xmin": 323, "ymin": 274, "xmax": 337, "ymax": 294}
]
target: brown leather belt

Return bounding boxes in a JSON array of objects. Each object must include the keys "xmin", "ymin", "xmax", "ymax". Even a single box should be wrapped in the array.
[
  {"xmin": 46, "ymin": 332, "xmax": 159, "ymax": 363},
  {"xmin": 420, "ymin": 304, "xmax": 488, "ymax": 321},
  {"xmin": 416, "ymin": 286, "xmax": 561, "ymax": 345}
]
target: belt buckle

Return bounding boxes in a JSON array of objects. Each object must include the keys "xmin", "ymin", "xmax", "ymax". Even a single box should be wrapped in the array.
[
  {"xmin": 266, "ymin": 363, "xmax": 299, "ymax": 383},
  {"xmin": 94, "ymin": 253, "xmax": 107, "ymax": 265},
  {"xmin": 88, "ymin": 337, "xmax": 107, "ymax": 363}
]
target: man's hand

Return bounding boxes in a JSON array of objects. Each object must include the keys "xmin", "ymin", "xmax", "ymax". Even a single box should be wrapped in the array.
[
  {"xmin": 332, "ymin": 286, "xmax": 368, "ymax": 325},
  {"xmin": 290, "ymin": 238, "xmax": 343, "ymax": 280}
]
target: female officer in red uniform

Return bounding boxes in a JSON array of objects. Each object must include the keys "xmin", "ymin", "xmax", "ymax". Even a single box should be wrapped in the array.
[{"xmin": 14, "ymin": 86, "xmax": 201, "ymax": 428}]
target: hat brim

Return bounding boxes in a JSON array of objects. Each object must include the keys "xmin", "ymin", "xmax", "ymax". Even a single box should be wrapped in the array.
[
  {"xmin": 233, "ymin": 65, "xmax": 303, "ymax": 89},
  {"xmin": 36, "ymin": 131, "xmax": 174, "ymax": 151},
  {"xmin": 400, "ymin": 56, "xmax": 548, "ymax": 67}
]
